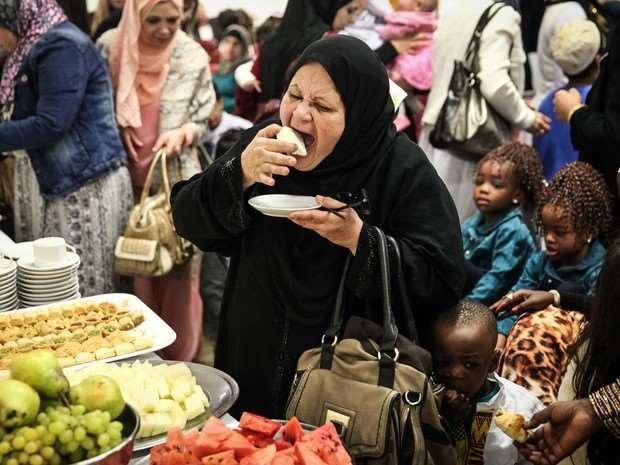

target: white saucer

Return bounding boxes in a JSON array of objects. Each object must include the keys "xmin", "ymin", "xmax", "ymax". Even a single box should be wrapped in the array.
[
  {"xmin": 20, "ymin": 292, "xmax": 80, "ymax": 308},
  {"xmin": 0, "ymin": 258, "xmax": 17, "ymax": 275},
  {"xmin": 0, "ymin": 294, "xmax": 18, "ymax": 308},
  {"xmin": 248, "ymin": 194, "xmax": 321, "ymax": 218},
  {"xmin": 18, "ymin": 278, "xmax": 78, "ymax": 293},
  {"xmin": 0, "ymin": 272, "xmax": 16, "ymax": 286},
  {"xmin": 17, "ymin": 252, "xmax": 80, "ymax": 273},
  {"xmin": 0, "ymin": 280, "xmax": 16, "ymax": 294},
  {"xmin": 18, "ymin": 264, "xmax": 79, "ymax": 279},
  {"xmin": 0, "ymin": 301, "xmax": 18, "ymax": 312},
  {"xmin": 19, "ymin": 283, "xmax": 79, "ymax": 300}
]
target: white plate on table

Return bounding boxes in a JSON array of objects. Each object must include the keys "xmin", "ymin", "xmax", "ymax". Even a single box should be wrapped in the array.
[
  {"xmin": 0, "ymin": 258, "xmax": 16, "ymax": 275},
  {"xmin": 17, "ymin": 278, "xmax": 78, "ymax": 293},
  {"xmin": 0, "ymin": 271, "xmax": 16, "ymax": 284},
  {"xmin": 0, "ymin": 296, "xmax": 18, "ymax": 311},
  {"xmin": 248, "ymin": 194, "xmax": 320, "ymax": 218},
  {"xmin": 17, "ymin": 252, "xmax": 80, "ymax": 273},
  {"xmin": 19, "ymin": 285, "xmax": 80, "ymax": 303},
  {"xmin": 18, "ymin": 280, "xmax": 79, "ymax": 296},
  {"xmin": 0, "ymin": 278, "xmax": 16, "ymax": 293},
  {"xmin": 0, "ymin": 293, "xmax": 176, "ymax": 377},
  {"xmin": 19, "ymin": 292, "xmax": 81, "ymax": 308},
  {"xmin": 18, "ymin": 272, "xmax": 77, "ymax": 285}
]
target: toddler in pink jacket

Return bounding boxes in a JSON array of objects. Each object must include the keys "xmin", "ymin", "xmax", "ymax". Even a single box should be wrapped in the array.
[{"xmin": 378, "ymin": 0, "xmax": 437, "ymax": 91}]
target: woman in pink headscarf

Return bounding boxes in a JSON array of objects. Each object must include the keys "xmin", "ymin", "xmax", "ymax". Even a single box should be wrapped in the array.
[{"xmin": 97, "ymin": 0, "xmax": 216, "ymax": 361}]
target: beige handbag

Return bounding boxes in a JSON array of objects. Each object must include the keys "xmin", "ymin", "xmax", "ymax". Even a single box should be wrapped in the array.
[
  {"xmin": 114, "ymin": 150, "xmax": 193, "ymax": 277},
  {"xmin": 286, "ymin": 227, "xmax": 456, "ymax": 465}
]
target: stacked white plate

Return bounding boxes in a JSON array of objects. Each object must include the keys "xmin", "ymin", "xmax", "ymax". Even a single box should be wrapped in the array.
[
  {"xmin": 0, "ymin": 258, "xmax": 18, "ymax": 311},
  {"xmin": 17, "ymin": 251, "xmax": 81, "ymax": 307}
]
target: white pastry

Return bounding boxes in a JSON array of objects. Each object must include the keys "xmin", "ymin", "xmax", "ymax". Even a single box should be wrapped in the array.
[{"xmin": 277, "ymin": 126, "xmax": 307, "ymax": 156}]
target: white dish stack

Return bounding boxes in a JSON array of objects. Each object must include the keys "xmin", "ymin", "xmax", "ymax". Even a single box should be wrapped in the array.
[
  {"xmin": 16, "ymin": 237, "xmax": 81, "ymax": 308},
  {"xmin": 0, "ymin": 257, "xmax": 18, "ymax": 311}
]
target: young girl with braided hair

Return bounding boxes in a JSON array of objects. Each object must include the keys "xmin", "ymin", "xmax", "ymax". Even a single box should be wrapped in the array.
[
  {"xmin": 462, "ymin": 142, "xmax": 545, "ymax": 307},
  {"xmin": 497, "ymin": 161, "xmax": 613, "ymax": 349}
]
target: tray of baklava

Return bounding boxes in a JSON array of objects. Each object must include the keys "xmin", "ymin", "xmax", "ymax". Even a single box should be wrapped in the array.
[{"xmin": 0, "ymin": 293, "xmax": 176, "ymax": 376}]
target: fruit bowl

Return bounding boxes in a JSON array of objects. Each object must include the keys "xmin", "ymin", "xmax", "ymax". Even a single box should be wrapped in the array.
[{"xmin": 71, "ymin": 404, "xmax": 140, "ymax": 465}]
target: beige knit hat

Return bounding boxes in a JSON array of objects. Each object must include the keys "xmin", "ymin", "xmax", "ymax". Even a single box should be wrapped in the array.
[{"xmin": 550, "ymin": 20, "xmax": 601, "ymax": 76}]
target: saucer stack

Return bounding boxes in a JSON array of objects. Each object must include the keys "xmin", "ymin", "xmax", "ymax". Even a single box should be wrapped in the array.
[
  {"xmin": 0, "ymin": 258, "xmax": 18, "ymax": 311},
  {"xmin": 17, "ymin": 251, "xmax": 81, "ymax": 308}
]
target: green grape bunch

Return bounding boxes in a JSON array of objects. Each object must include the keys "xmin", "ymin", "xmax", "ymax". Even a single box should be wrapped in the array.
[{"xmin": 0, "ymin": 403, "xmax": 125, "ymax": 465}]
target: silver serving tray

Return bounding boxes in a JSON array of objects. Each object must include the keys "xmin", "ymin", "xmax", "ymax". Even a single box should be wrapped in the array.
[{"xmin": 130, "ymin": 361, "xmax": 239, "ymax": 451}]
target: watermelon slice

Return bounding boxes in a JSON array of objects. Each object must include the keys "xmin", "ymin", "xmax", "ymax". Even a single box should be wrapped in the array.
[
  {"xmin": 239, "ymin": 432, "xmax": 276, "ymax": 449},
  {"xmin": 294, "ymin": 443, "xmax": 327, "ymax": 465},
  {"xmin": 221, "ymin": 431, "xmax": 257, "ymax": 460},
  {"xmin": 240, "ymin": 444, "xmax": 277, "ymax": 465},
  {"xmin": 272, "ymin": 451, "xmax": 297, "ymax": 465},
  {"xmin": 274, "ymin": 440, "xmax": 293, "ymax": 451},
  {"xmin": 280, "ymin": 418, "xmax": 304, "ymax": 445},
  {"xmin": 201, "ymin": 450, "xmax": 239, "ymax": 465},
  {"xmin": 240, "ymin": 413, "xmax": 282, "ymax": 438},
  {"xmin": 300, "ymin": 423, "xmax": 351, "ymax": 465}
]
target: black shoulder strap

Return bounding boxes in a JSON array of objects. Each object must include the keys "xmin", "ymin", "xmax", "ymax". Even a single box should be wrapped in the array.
[{"xmin": 466, "ymin": 2, "xmax": 510, "ymax": 56}]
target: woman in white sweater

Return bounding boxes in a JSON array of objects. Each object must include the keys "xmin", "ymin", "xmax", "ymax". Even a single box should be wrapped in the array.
[{"xmin": 419, "ymin": 0, "xmax": 549, "ymax": 222}]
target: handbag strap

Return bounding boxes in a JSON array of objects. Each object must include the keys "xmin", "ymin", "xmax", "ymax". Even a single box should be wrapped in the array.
[
  {"xmin": 320, "ymin": 226, "xmax": 400, "ymax": 386},
  {"xmin": 139, "ymin": 149, "xmax": 172, "ymax": 206},
  {"xmin": 386, "ymin": 235, "xmax": 420, "ymax": 344},
  {"xmin": 465, "ymin": 2, "xmax": 509, "ymax": 70}
]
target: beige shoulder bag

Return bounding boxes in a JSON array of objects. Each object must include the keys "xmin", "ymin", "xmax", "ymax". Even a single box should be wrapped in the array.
[{"xmin": 114, "ymin": 150, "xmax": 193, "ymax": 277}]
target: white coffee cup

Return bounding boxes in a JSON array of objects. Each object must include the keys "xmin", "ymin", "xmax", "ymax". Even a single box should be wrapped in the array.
[{"xmin": 33, "ymin": 237, "xmax": 73, "ymax": 267}]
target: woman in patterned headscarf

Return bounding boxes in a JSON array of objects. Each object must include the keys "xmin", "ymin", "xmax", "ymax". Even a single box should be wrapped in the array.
[
  {"xmin": 97, "ymin": 0, "xmax": 216, "ymax": 361},
  {"xmin": 0, "ymin": 0, "xmax": 133, "ymax": 297}
]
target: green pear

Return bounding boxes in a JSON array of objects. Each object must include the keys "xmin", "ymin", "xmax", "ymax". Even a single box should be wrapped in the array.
[
  {"xmin": 69, "ymin": 375, "xmax": 125, "ymax": 420},
  {"xmin": 0, "ymin": 379, "xmax": 40, "ymax": 428},
  {"xmin": 10, "ymin": 350, "xmax": 70, "ymax": 399}
]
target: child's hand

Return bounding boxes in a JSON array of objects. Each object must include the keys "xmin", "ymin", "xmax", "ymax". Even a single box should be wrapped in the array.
[{"xmin": 442, "ymin": 389, "xmax": 471, "ymax": 422}]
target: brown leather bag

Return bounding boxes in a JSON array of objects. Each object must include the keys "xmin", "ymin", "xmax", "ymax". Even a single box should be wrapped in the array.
[
  {"xmin": 114, "ymin": 150, "xmax": 193, "ymax": 277},
  {"xmin": 286, "ymin": 227, "xmax": 456, "ymax": 465}
]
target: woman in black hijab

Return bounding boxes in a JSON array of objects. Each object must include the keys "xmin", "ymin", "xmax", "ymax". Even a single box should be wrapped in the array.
[
  {"xmin": 172, "ymin": 35, "xmax": 465, "ymax": 417},
  {"xmin": 257, "ymin": 0, "xmax": 366, "ymax": 110}
]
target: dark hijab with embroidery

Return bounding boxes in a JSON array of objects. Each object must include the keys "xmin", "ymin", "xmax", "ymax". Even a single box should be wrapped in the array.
[
  {"xmin": 258, "ymin": 0, "xmax": 351, "ymax": 103},
  {"xmin": 0, "ymin": 0, "xmax": 66, "ymax": 118}
]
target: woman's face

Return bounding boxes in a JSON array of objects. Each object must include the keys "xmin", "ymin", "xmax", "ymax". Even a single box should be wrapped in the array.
[
  {"xmin": 279, "ymin": 63, "xmax": 345, "ymax": 172},
  {"xmin": 218, "ymin": 35, "xmax": 244, "ymax": 62},
  {"xmin": 0, "ymin": 26, "xmax": 17, "ymax": 55},
  {"xmin": 332, "ymin": 0, "xmax": 367, "ymax": 31},
  {"xmin": 109, "ymin": 0, "xmax": 125, "ymax": 11},
  {"xmin": 139, "ymin": 1, "xmax": 181, "ymax": 49}
]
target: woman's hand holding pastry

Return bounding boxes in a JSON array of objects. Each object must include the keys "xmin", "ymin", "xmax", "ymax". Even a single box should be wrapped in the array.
[
  {"xmin": 289, "ymin": 195, "xmax": 363, "ymax": 255},
  {"xmin": 241, "ymin": 124, "xmax": 298, "ymax": 189}
]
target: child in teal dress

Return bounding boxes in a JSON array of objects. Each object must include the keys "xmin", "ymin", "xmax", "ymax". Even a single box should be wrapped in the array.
[{"xmin": 462, "ymin": 143, "xmax": 544, "ymax": 306}]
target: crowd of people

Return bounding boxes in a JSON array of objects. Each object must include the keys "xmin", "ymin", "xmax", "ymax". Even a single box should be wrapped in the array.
[{"xmin": 2, "ymin": 0, "xmax": 620, "ymax": 464}]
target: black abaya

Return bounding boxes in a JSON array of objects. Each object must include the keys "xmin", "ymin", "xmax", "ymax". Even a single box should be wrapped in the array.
[{"xmin": 172, "ymin": 36, "xmax": 465, "ymax": 417}]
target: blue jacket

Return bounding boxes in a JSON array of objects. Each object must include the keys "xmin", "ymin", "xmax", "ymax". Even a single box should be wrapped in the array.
[
  {"xmin": 498, "ymin": 240, "xmax": 606, "ymax": 335},
  {"xmin": 534, "ymin": 85, "xmax": 591, "ymax": 180},
  {"xmin": 462, "ymin": 209, "xmax": 536, "ymax": 305},
  {"xmin": 0, "ymin": 21, "xmax": 126, "ymax": 199}
]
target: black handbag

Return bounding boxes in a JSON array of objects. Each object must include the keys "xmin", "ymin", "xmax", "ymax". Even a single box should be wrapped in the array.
[{"xmin": 430, "ymin": 3, "xmax": 512, "ymax": 156}]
